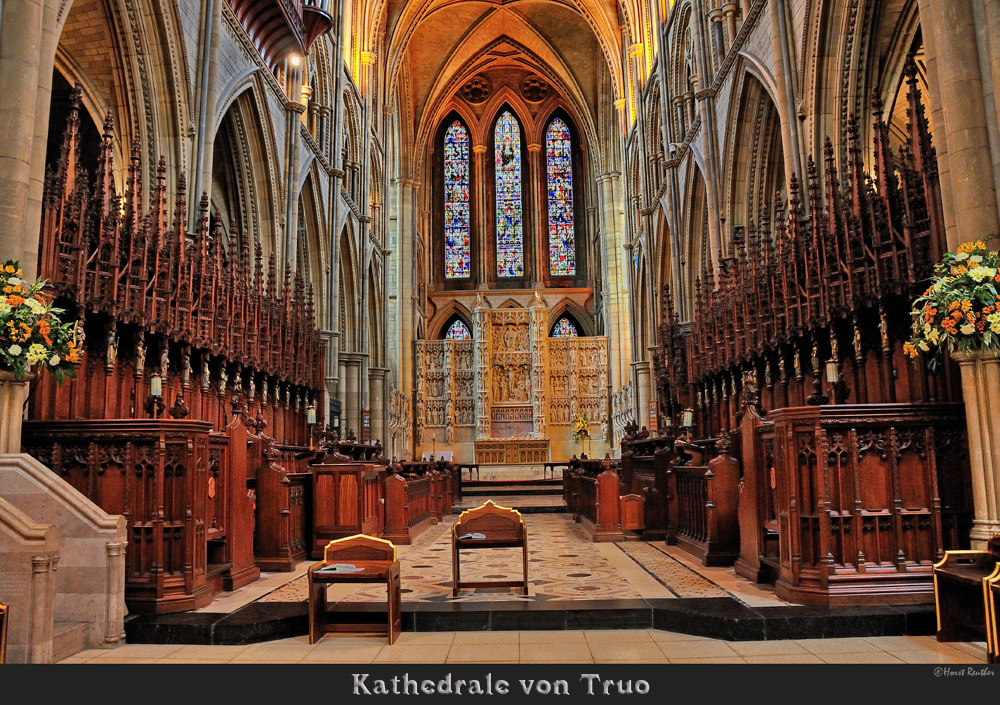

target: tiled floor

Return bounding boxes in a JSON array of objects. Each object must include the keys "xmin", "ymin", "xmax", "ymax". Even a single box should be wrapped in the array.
[{"xmin": 59, "ymin": 631, "xmax": 989, "ymax": 664}]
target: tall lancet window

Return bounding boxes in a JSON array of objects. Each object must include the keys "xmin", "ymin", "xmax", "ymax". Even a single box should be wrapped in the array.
[
  {"xmin": 495, "ymin": 110, "xmax": 523, "ymax": 277},
  {"xmin": 546, "ymin": 118, "xmax": 575, "ymax": 275},
  {"xmin": 444, "ymin": 120, "xmax": 471, "ymax": 278}
]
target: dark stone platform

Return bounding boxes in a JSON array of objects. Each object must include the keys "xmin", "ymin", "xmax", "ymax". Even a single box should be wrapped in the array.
[{"xmin": 123, "ymin": 596, "xmax": 937, "ymax": 646}]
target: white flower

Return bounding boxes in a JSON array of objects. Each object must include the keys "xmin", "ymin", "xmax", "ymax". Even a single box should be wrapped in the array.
[
  {"xmin": 6, "ymin": 275, "xmax": 21, "ymax": 286},
  {"xmin": 48, "ymin": 354, "xmax": 60, "ymax": 366},
  {"xmin": 961, "ymin": 323, "xmax": 976, "ymax": 336},
  {"xmin": 25, "ymin": 297, "xmax": 45, "ymax": 314},
  {"xmin": 0, "ymin": 302, "xmax": 10, "ymax": 316},
  {"xmin": 918, "ymin": 341, "xmax": 930, "ymax": 351},
  {"xmin": 969, "ymin": 266, "xmax": 996, "ymax": 282},
  {"xmin": 7, "ymin": 344, "xmax": 22, "ymax": 356},
  {"xmin": 955, "ymin": 252, "xmax": 969, "ymax": 261},
  {"xmin": 969, "ymin": 255, "xmax": 983, "ymax": 263}
]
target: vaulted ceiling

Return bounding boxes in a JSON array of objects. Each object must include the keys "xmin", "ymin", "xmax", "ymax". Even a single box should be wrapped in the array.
[{"xmin": 381, "ymin": 0, "xmax": 620, "ymax": 160}]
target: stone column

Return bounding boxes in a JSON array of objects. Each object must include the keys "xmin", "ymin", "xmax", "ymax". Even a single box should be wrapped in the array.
[
  {"xmin": 952, "ymin": 351, "xmax": 1000, "ymax": 548},
  {"xmin": 0, "ymin": 0, "xmax": 45, "ymax": 279},
  {"xmin": 393, "ymin": 178, "xmax": 418, "ymax": 400},
  {"xmin": 527, "ymin": 142, "xmax": 545, "ymax": 285},
  {"xmin": 473, "ymin": 144, "xmax": 489, "ymax": 284},
  {"xmin": 918, "ymin": 0, "xmax": 1000, "ymax": 248},
  {"xmin": 343, "ymin": 354, "xmax": 362, "ymax": 437},
  {"xmin": 597, "ymin": 170, "xmax": 629, "ymax": 395},
  {"xmin": 633, "ymin": 360, "xmax": 651, "ymax": 434},
  {"xmin": 723, "ymin": 2, "xmax": 739, "ymax": 45},
  {"xmin": 0, "ymin": 373, "xmax": 32, "ymax": 453},
  {"xmin": 368, "ymin": 367, "xmax": 386, "ymax": 445}
]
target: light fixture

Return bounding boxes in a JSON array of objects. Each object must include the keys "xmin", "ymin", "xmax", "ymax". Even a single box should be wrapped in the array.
[
  {"xmin": 825, "ymin": 359, "xmax": 840, "ymax": 385},
  {"xmin": 681, "ymin": 408, "xmax": 694, "ymax": 428},
  {"xmin": 289, "ymin": 55, "xmax": 300, "ymax": 66},
  {"xmin": 307, "ymin": 403, "xmax": 317, "ymax": 425},
  {"xmin": 150, "ymin": 373, "xmax": 162, "ymax": 398}
]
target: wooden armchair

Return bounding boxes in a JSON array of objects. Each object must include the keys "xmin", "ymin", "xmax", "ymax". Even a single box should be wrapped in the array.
[
  {"xmin": 0, "ymin": 602, "xmax": 7, "ymax": 664},
  {"xmin": 451, "ymin": 500, "xmax": 528, "ymax": 597},
  {"xmin": 933, "ymin": 534, "xmax": 1000, "ymax": 646}
]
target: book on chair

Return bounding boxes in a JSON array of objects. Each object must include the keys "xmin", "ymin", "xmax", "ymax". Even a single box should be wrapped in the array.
[
  {"xmin": 316, "ymin": 563, "xmax": 365, "ymax": 573},
  {"xmin": 457, "ymin": 532, "xmax": 486, "ymax": 540}
]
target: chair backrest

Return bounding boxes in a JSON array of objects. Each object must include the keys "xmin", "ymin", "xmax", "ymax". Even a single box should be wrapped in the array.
[
  {"xmin": 322, "ymin": 534, "xmax": 397, "ymax": 563},
  {"xmin": 454, "ymin": 500, "xmax": 524, "ymax": 540},
  {"xmin": 989, "ymin": 534, "xmax": 1000, "ymax": 563}
]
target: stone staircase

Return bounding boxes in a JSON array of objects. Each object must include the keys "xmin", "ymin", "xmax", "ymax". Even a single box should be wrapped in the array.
[{"xmin": 457, "ymin": 468, "xmax": 566, "ymax": 513}]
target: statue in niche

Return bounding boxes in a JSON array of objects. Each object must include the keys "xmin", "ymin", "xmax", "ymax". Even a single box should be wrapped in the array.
[
  {"xmin": 219, "ymin": 366, "xmax": 228, "ymax": 394},
  {"xmin": 444, "ymin": 416, "xmax": 453, "ymax": 443},
  {"xmin": 201, "ymin": 360, "xmax": 210, "ymax": 390},
  {"xmin": 106, "ymin": 327, "xmax": 118, "ymax": 367},
  {"xmin": 503, "ymin": 324, "xmax": 519, "ymax": 351},
  {"xmin": 160, "ymin": 344, "xmax": 170, "ymax": 377},
  {"xmin": 249, "ymin": 375, "xmax": 256, "ymax": 401},
  {"xmin": 135, "ymin": 336, "xmax": 146, "ymax": 374}
]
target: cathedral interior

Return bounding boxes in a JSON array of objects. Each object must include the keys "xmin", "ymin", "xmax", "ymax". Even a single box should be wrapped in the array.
[{"xmin": 1, "ymin": 0, "xmax": 1000, "ymax": 670}]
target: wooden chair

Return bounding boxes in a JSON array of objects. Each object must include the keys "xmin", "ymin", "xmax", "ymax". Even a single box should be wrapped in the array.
[
  {"xmin": 451, "ymin": 500, "xmax": 528, "ymax": 597},
  {"xmin": 307, "ymin": 534, "xmax": 401, "ymax": 645},
  {"xmin": 0, "ymin": 602, "xmax": 7, "ymax": 664},
  {"xmin": 933, "ymin": 534, "xmax": 1000, "ymax": 645},
  {"xmin": 988, "ymin": 563, "xmax": 1000, "ymax": 664}
]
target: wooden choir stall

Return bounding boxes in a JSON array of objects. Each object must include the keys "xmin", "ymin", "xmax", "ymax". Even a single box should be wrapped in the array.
[{"xmin": 645, "ymin": 58, "xmax": 975, "ymax": 605}]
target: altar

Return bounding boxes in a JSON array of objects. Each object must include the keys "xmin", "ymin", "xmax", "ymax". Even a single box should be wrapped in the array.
[{"xmin": 414, "ymin": 298, "xmax": 609, "ymax": 464}]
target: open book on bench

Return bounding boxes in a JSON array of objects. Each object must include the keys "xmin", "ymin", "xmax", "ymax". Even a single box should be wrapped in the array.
[
  {"xmin": 316, "ymin": 563, "xmax": 365, "ymax": 573},
  {"xmin": 457, "ymin": 532, "xmax": 486, "ymax": 540}
]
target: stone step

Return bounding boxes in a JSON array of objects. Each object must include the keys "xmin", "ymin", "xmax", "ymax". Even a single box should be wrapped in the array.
[
  {"xmin": 51, "ymin": 620, "xmax": 89, "ymax": 663},
  {"xmin": 462, "ymin": 484, "xmax": 563, "ymax": 496}
]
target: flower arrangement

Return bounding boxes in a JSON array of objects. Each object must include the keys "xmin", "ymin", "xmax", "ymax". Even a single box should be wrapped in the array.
[
  {"xmin": 571, "ymin": 412, "xmax": 590, "ymax": 441},
  {"xmin": 0, "ymin": 260, "xmax": 81, "ymax": 382},
  {"xmin": 904, "ymin": 239, "xmax": 1000, "ymax": 370}
]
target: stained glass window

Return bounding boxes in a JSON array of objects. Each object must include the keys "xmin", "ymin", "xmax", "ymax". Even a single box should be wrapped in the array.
[
  {"xmin": 551, "ymin": 316, "xmax": 579, "ymax": 337},
  {"xmin": 546, "ymin": 118, "xmax": 575, "ymax": 275},
  {"xmin": 444, "ymin": 120, "xmax": 470, "ymax": 278},
  {"xmin": 445, "ymin": 319, "xmax": 472, "ymax": 340},
  {"xmin": 495, "ymin": 111, "xmax": 523, "ymax": 277}
]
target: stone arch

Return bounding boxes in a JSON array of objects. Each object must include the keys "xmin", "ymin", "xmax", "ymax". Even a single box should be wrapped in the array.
[
  {"xmin": 427, "ymin": 301, "xmax": 475, "ymax": 340},
  {"xmin": 547, "ymin": 298, "xmax": 595, "ymax": 337},
  {"xmin": 211, "ymin": 85, "xmax": 282, "ymax": 261}
]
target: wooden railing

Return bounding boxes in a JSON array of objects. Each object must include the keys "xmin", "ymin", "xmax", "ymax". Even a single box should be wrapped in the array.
[{"xmin": 666, "ymin": 439, "xmax": 741, "ymax": 566}]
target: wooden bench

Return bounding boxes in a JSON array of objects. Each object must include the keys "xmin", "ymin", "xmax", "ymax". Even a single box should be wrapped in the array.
[
  {"xmin": 933, "ymin": 535, "xmax": 1000, "ymax": 645},
  {"xmin": 452, "ymin": 500, "xmax": 528, "ymax": 597},
  {"xmin": 307, "ymin": 534, "xmax": 401, "ymax": 645}
]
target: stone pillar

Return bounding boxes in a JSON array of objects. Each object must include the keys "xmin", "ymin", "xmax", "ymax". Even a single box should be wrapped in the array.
[
  {"xmin": 0, "ymin": 373, "xmax": 32, "ymax": 453},
  {"xmin": 368, "ymin": 367, "xmax": 386, "ymax": 445},
  {"xmin": 918, "ymin": 0, "xmax": 1000, "ymax": 248},
  {"xmin": 343, "ymin": 354, "xmax": 362, "ymax": 437},
  {"xmin": 527, "ymin": 143, "xmax": 545, "ymax": 285},
  {"xmin": 472, "ymin": 144, "xmax": 489, "ymax": 284},
  {"xmin": 597, "ymin": 170, "xmax": 629, "ymax": 395},
  {"xmin": 394, "ymin": 178, "xmax": 418, "ymax": 400},
  {"xmin": 633, "ymin": 360, "xmax": 651, "ymax": 433},
  {"xmin": 723, "ymin": 2, "xmax": 739, "ymax": 45},
  {"xmin": 0, "ymin": 0, "xmax": 46, "ymax": 280},
  {"xmin": 952, "ymin": 351, "xmax": 1000, "ymax": 548},
  {"xmin": 529, "ymin": 297, "xmax": 549, "ymax": 438}
]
